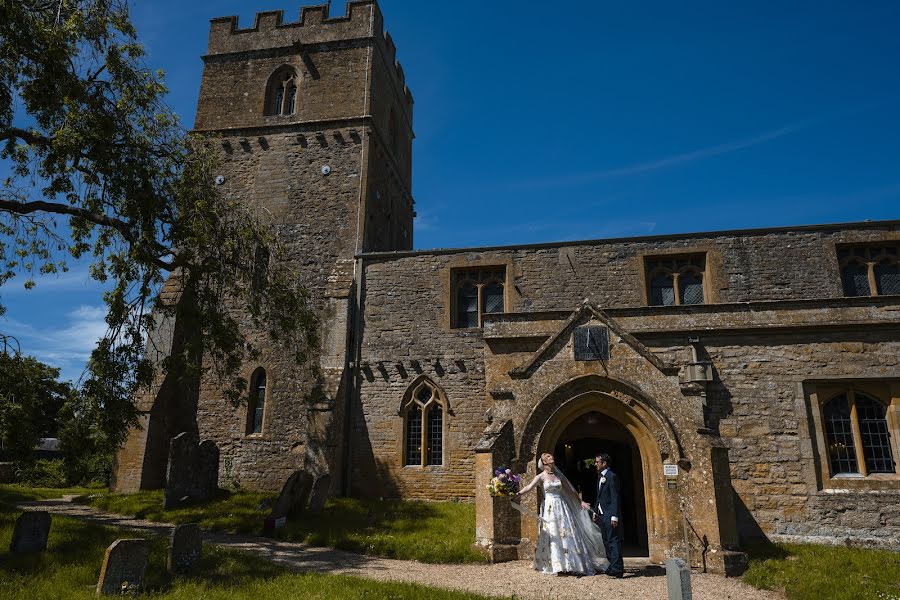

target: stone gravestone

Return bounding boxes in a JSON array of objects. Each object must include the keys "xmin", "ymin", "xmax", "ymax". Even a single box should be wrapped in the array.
[
  {"xmin": 96, "ymin": 538, "xmax": 151, "ymax": 596},
  {"xmin": 308, "ymin": 474, "xmax": 332, "ymax": 513},
  {"xmin": 164, "ymin": 432, "xmax": 220, "ymax": 509},
  {"xmin": 168, "ymin": 523, "xmax": 202, "ymax": 574},
  {"xmin": 665, "ymin": 557, "xmax": 692, "ymax": 600},
  {"xmin": 270, "ymin": 470, "xmax": 314, "ymax": 519},
  {"xmin": 9, "ymin": 511, "xmax": 51, "ymax": 553}
]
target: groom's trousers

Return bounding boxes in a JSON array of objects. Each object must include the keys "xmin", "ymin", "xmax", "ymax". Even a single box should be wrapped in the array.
[{"xmin": 598, "ymin": 515, "xmax": 624, "ymax": 576}]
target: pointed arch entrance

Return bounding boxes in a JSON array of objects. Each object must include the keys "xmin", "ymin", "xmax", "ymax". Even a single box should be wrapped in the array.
[{"xmin": 517, "ymin": 375, "xmax": 682, "ymax": 564}]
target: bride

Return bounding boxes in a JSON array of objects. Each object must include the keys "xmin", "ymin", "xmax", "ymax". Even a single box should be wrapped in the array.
[{"xmin": 515, "ymin": 452, "xmax": 607, "ymax": 576}]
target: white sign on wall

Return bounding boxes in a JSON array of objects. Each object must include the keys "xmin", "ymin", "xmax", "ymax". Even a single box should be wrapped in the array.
[{"xmin": 663, "ymin": 464, "xmax": 679, "ymax": 477}]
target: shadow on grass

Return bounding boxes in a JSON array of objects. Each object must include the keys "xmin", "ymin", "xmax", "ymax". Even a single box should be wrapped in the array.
[
  {"xmin": 743, "ymin": 540, "xmax": 791, "ymax": 561},
  {"xmin": 82, "ymin": 490, "xmax": 486, "ymax": 564}
]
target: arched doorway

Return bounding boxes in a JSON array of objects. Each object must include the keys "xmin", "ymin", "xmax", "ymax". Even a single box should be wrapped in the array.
[
  {"xmin": 553, "ymin": 411, "xmax": 649, "ymax": 556},
  {"xmin": 517, "ymin": 376, "xmax": 683, "ymax": 564}
]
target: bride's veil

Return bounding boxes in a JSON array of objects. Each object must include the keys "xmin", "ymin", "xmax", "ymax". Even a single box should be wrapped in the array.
[{"xmin": 537, "ymin": 455, "xmax": 608, "ymax": 569}]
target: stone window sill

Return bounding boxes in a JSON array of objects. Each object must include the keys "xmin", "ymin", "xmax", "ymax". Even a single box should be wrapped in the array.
[{"xmin": 822, "ymin": 472, "xmax": 900, "ymax": 492}]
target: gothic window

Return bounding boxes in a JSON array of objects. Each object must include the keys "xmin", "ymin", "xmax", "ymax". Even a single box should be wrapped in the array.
[
  {"xmin": 821, "ymin": 390, "xmax": 895, "ymax": 477},
  {"xmin": 451, "ymin": 267, "xmax": 506, "ymax": 328},
  {"xmin": 645, "ymin": 254, "xmax": 706, "ymax": 306},
  {"xmin": 838, "ymin": 244, "xmax": 900, "ymax": 297},
  {"xmin": 265, "ymin": 66, "xmax": 300, "ymax": 116},
  {"xmin": 247, "ymin": 368, "xmax": 267, "ymax": 435},
  {"xmin": 402, "ymin": 379, "xmax": 447, "ymax": 466}
]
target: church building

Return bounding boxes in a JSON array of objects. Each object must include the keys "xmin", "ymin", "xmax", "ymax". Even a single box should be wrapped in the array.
[{"xmin": 112, "ymin": 1, "xmax": 900, "ymax": 574}]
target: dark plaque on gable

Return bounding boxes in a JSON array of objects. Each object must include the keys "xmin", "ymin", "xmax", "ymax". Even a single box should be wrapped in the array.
[{"xmin": 574, "ymin": 326, "xmax": 610, "ymax": 361}]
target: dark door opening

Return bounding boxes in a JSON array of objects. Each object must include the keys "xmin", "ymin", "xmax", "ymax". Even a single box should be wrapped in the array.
[{"xmin": 552, "ymin": 411, "xmax": 649, "ymax": 557}]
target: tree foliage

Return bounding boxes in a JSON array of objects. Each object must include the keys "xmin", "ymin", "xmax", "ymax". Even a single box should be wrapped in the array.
[
  {"xmin": 0, "ymin": 1, "xmax": 317, "ymax": 438},
  {"xmin": 0, "ymin": 351, "xmax": 70, "ymax": 462}
]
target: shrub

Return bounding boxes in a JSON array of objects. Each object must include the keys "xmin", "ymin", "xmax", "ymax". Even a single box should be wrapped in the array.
[{"xmin": 15, "ymin": 459, "xmax": 69, "ymax": 488}]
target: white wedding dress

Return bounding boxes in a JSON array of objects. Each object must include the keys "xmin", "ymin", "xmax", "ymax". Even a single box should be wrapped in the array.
[{"xmin": 533, "ymin": 479, "xmax": 602, "ymax": 575}]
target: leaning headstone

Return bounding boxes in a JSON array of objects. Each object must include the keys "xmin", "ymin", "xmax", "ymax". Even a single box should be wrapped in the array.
[
  {"xmin": 308, "ymin": 474, "xmax": 332, "ymax": 513},
  {"xmin": 168, "ymin": 523, "xmax": 202, "ymax": 574},
  {"xmin": 96, "ymin": 539, "xmax": 151, "ymax": 596},
  {"xmin": 164, "ymin": 432, "xmax": 220, "ymax": 509},
  {"xmin": 270, "ymin": 470, "xmax": 314, "ymax": 519},
  {"xmin": 9, "ymin": 511, "xmax": 51, "ymax": 553},
  {"xmin": 666, "ymin": 557, "xmax": 692, "ymax": 600}
]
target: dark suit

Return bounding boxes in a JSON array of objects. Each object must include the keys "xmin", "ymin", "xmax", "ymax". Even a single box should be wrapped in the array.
[{"xmin": 593, "ymin": 468, "xmax": 624, "ymax": 576}]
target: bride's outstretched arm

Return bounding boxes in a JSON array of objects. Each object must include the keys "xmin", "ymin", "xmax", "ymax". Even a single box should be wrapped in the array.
[
  {"xmin": 556, "ymin": 469, "xmax": 591, "ymax": 509},
  {"xmin": 516, "ymin": 473, "xmax": 543, "ymax": 496}
]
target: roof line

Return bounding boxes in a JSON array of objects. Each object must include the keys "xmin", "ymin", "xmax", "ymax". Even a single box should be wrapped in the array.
[{"xmin": 358, "ymin": 219, "xmax": 900, "ymax": 260}]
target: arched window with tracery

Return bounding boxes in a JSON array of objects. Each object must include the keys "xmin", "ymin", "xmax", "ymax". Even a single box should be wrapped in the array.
[
  {"xmin": 822, "ymin": 390, "xmax": 895, "ymax": 476},
  {"xmin": 247, "ymin": 368, "xmax": 267, "ymax": 435},
  {"xmin": 646, "ymin": 254, "xmax": 706, "ymax": 306},
  {"xmin": 402, "ymin": 379, "xmax": 447, "ymax": 466},
  {"xmin": 265, "ymin": 66, "xmax": 300, "ymax": 116},
  {"xmin": 839, "ymin": 244, "xmax": 900, "ymax": 297}
]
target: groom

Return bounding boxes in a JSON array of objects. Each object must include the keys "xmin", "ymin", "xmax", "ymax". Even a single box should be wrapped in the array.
[{"xmin": 592, "ymin": 452, "xmax": 624, "ymax": 578}]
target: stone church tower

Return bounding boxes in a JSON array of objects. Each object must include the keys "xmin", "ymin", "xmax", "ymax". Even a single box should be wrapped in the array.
[{"xmin": 112, "ymin": 0, "xmax": 414, "ymax": 493}]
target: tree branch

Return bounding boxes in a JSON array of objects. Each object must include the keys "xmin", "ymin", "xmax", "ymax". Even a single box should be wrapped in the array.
[
  {"xmin": 0, "ymin": 198, "xmax": 177, "ymax": 271},
  {"xmin": 0, "ymin": 128, "xmax": 51, "ymax": 147}
]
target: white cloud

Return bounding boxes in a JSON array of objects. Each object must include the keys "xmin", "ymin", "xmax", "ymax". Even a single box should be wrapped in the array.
[{"xmin": 1, "ymin": 305, "xmax": 108, "ymax": 383}]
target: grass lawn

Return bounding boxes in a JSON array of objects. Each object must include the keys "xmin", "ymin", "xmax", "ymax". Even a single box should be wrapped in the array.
[
  {"xmin": 0, "ymin": 483, "xmax": 104, "ymax": 504},
  {"xmin": 743, "ymin": 542, "xmax": 900, "ymax": 600},
  {"xmin": 83, "ymin": 489, "xmax": 487, "ymax": 564},
  {"xmin": 0, "ymin": 502, "xmax": 500, "ymax": 600}
]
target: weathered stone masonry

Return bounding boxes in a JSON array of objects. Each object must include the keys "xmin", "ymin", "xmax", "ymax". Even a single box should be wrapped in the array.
[{"xmin": 113, "ymin": 1, "xmax": 899, "ymax": 571}]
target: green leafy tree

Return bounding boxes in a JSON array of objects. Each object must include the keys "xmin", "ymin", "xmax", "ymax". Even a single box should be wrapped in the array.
[
  {"xmin": 0, "ymin": 351, "xmax": 71, "ymax": 462},
  {"xmin": 0, "ymin": 1, "xmax": 316, "ymax": 443}
]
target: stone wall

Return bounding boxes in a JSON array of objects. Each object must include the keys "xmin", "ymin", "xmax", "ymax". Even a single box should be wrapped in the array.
[{"xmin": 355, "ymin": 222, "xmax": 900, "ymax": 547}]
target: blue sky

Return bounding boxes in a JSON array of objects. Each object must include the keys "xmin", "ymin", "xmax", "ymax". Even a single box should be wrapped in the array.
[{"xmin": 3, "ymin": 0, "xmax": 899, "ymax": 381}]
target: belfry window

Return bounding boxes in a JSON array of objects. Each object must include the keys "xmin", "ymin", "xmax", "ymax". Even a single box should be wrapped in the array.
[
  {"xmin": 402, "ymin": 380, "xmax": 447, "ymax": 467},
  {"xmin": 838, "ymin": 244, "xmax": 900, "ymax": 297},
  {"xmin": 822, "ymin": 390, "xmax": 895, "ymax": 477},
  {"xmin": 247, "ymin": 368, "xmax": 267, "ymax": 435},
  {"xmin": 451, "ymin": 267, "xmax": 506, "ymax": 328},
  {"xmin": 645, "ymin": 254, "xmax": 706, "ymax": 306},
  {"xmin": 265, "ymin": 66, "xmax": 300, "ymax": 116}
]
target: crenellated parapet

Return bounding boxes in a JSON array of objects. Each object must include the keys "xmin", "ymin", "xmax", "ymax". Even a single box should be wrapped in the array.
[{"xmin": 207, "ymin": 1, "xmax": 412, "ymax": 106}]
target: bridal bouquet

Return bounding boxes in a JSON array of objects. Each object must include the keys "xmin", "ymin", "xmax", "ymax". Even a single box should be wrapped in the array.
[{"xmin": 487, "ymin": 467, "xmax": 521, "ymax": 497}]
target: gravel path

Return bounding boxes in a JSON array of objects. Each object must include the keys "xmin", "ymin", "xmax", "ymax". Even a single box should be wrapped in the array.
[{"xmin": 18, "ymin": 498, "xmax": 782, "ymax": 600}]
